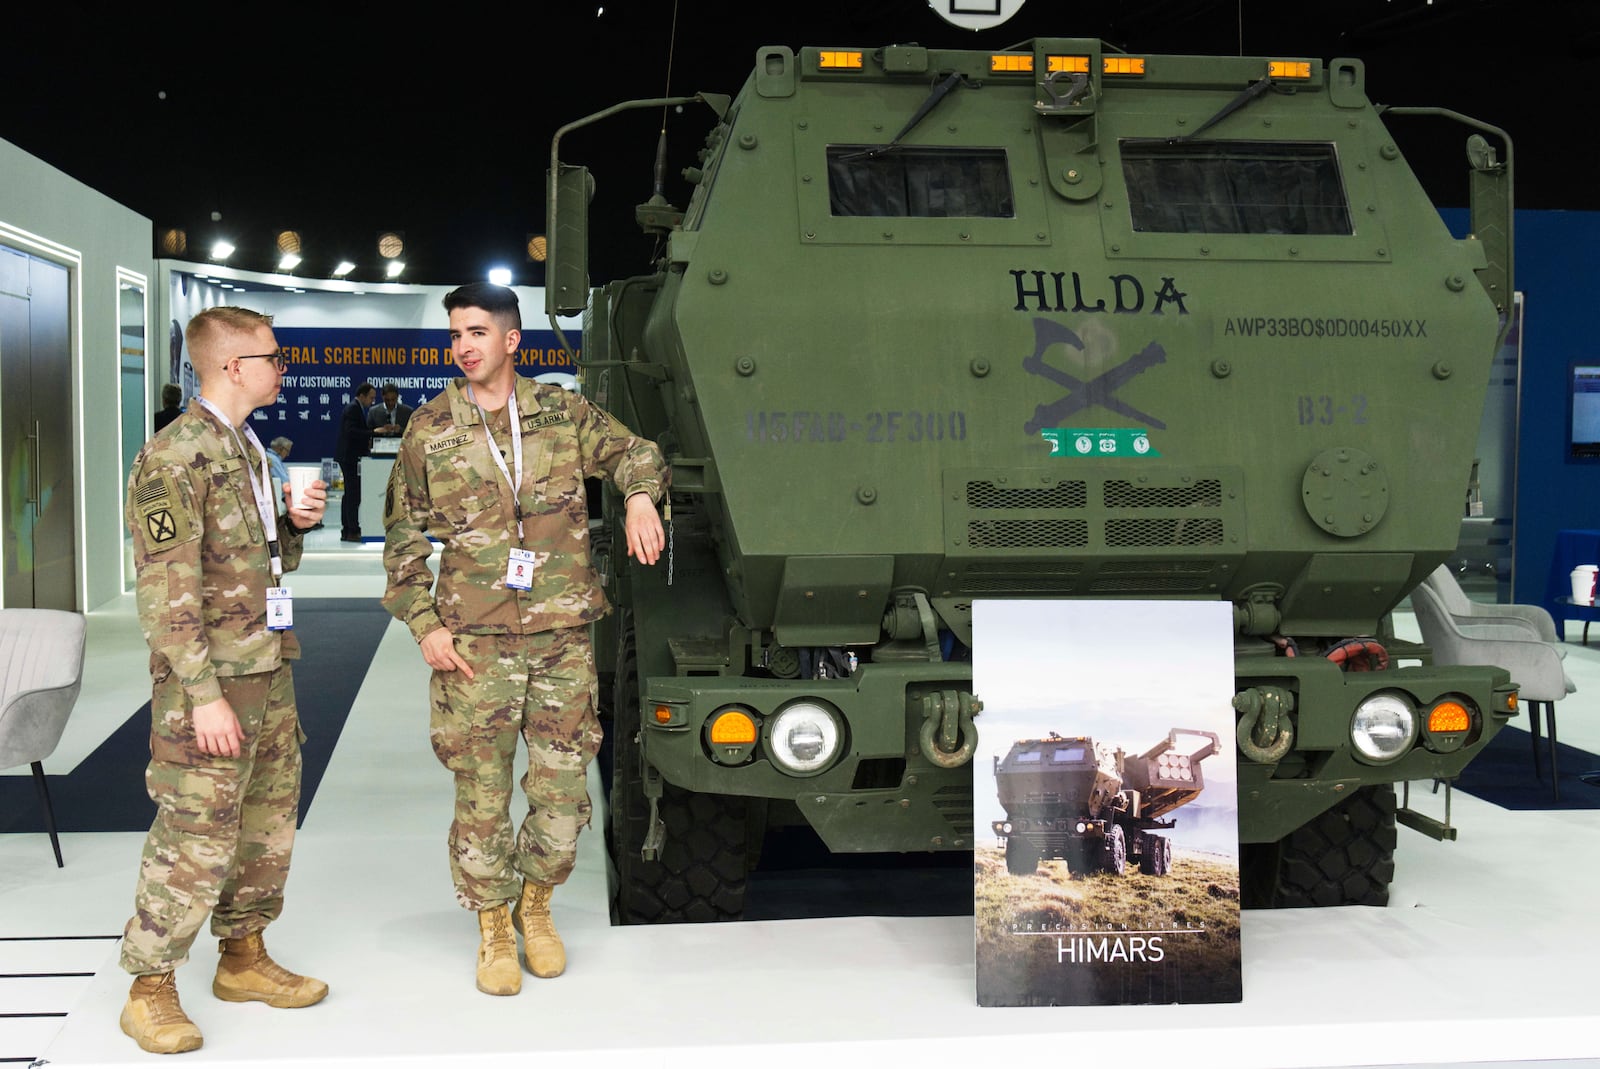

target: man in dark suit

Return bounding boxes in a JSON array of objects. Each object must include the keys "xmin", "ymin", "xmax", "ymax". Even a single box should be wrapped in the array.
[
  {"xmin": 366, "ymin": 384, "xmax": 413, "ymax": 438},
  {"xmin": 335, "ymin": 382, "xmax": 375, "ymax": 542}
]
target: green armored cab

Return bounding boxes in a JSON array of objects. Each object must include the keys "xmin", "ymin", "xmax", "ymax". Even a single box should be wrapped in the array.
[{"xmin": 546, "ymin": 38, "xmax": 1517, "ymax": 922}]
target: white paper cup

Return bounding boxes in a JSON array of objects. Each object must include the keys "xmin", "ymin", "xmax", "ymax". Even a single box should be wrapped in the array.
[
  {"xmin": 1571, "ymin": 565, "xmax": 1598, "ymax": 605},
  {"xmin": 287, "ymin": 467, "xmax": 319, "ymax": 510}
]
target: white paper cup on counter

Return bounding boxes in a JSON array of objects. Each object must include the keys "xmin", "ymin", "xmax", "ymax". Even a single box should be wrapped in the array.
[
  {"xmin": 287, "ymin": 467, "xmax": 320, "ymax": 511},
  {"xmin": 1570, "ymin": 564, "xmax": 1598, "ymax": 605}
]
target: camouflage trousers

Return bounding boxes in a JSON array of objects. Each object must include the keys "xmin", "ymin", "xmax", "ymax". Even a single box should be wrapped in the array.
[
  {"xmin": 429, "ymin": 626, "xmax": 601, "ymax": 910},
  {"xmin": 120, "ymin": 663, "xmax": 302, "ymax": 975}
]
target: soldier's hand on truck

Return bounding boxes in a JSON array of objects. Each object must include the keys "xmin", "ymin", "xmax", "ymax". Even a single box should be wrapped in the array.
[{"xmin": 624, "ymin": 492, "xmax": 665, "ymax": 566}]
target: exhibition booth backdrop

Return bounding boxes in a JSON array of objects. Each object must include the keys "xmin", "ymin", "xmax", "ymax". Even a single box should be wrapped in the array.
[{"xmin": 161, "ymin": 272, "xmax": 582, "ymax": 469}]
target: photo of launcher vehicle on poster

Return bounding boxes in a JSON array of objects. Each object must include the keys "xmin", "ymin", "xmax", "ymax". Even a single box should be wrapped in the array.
[{"xmin": 974, "ymin": 599, "xmax": 1242, "ymax": 1007}]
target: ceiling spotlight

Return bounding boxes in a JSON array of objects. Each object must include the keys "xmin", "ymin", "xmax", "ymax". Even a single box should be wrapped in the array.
[
  {"xmin": 527, "ymin": 234, "xmax": 548, "ymax": 262},
  {"xmin": 279, "ymin": 252, "xmax": 302, "ymax": 271},
  {"xmin": 488, "ymin": 267, "xmax": 512, "ymax": 286},
  {"xmin": 377, "ymin": 231, "xmax": 405, "ymax": 259},
  {"xmin": 333, "ymin": 261, "xmax": 356, "ymax": 278},
  {"xmin": 211, "ymin": 240, "xmax": 235, "ymax": 260},
  {"xmin": 385, "ymin": 260, "xmax": 405, "ymax": 279}
]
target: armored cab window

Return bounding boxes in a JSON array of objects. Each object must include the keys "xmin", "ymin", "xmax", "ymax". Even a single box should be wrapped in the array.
[
  {"xmin": 827, "ymin": 146, "xmax": 1014, "ymax": 218},
  {"xmin": 1014, "ymin": 751, "xmax": 1042, "ymax": 764},
  {"xmin": 1121, "ymin": 140, "xmax": 1352, "ymax": 236},
  {"xmin": 1053, "ymin": 747, "xmax": 1087, "ymax": 762}
]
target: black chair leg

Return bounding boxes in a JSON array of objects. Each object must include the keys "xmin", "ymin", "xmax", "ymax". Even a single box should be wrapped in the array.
[
  {"xmin": 30, "ymin": 761, "xmax": 63, "ymax": 868},
  {"xmin": 1545, "ymin": 703, "xmax": 1562, "ymax": 804},
  {"xmin": 1529, "ymin": 702, "xmax": 1543, "ymax": 781}
]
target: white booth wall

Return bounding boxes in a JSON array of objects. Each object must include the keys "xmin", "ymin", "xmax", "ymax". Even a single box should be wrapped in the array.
[{"xmin": 0, "ymin": 135, "xmax": 154, "ymax": 612}]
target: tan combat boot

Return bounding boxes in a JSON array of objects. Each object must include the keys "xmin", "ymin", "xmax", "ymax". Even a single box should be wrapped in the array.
[
  {"xmin": 513, "ymin": 881, "xmax": 566, "ymax": 978},
  {"xmin": 213, "ymin": 931, "xmax": 329, "ymax": 1008},
  {"xmin": 120, "ymin": 971, "xmax": 203, "ymax": 1054},
  {"xmin": 476, "ymin": 903, "xmax": 521, "ymax": 995}
]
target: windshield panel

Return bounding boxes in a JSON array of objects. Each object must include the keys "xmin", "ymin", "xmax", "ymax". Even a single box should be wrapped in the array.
[
  {"xmin": 1122, "ymin": 140, "xmax": 1352, "ymax": 235},
  {"xmin": 828, "ymin": 146, "xmax": 1014, "ymax": 218}
]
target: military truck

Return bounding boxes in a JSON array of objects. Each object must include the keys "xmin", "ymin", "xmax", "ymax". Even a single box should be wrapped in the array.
[
  {"xmin": 993, "ymin": 730, "xmax": 1219, "ymax": 877},
  {"xmin": 544, "ymin": 39, "xmax": 1518, "ymax": 923}
]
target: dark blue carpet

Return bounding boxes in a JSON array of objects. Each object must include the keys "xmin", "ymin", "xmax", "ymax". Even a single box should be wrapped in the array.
[
  {"xmin": 1452, "ymin": 724, "xmax": 1600, "ymax": 810},
  {"xmin": 0, "ymin": 599, "xmax": 392, "ymax": 834}
]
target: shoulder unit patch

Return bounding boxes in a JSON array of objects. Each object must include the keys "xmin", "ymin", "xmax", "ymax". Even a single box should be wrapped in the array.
[{"xmin": 132, "ymin": 474, "xmax": 197, "ymax": 549}]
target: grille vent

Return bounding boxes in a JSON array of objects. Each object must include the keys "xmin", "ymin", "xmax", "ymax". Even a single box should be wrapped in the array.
[
  {"xmin": 968, "ymin": 519, "xmax": 1089, "ymax": 548},
  {"xmin": 933, "ymin": 784, "xmax": 974, "ymax": 835},
  {"xmin": 1089, "ymin": 575, "xmax": 1214, "ymax": 592},
  {"xmin": 1104, "ymin": 479, "xmax": 1222, "ymax": 508},
  {"xmin": 968, "ymin": 480, "xmax": 1087, "ymax": 509},
  {"xmin": 1105, "ymin": 517, "xmax": 1224, "ymax": 548}
]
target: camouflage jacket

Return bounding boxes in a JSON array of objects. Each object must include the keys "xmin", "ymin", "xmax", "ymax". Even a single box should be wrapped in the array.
[
  {"xmin": 126, "ymin": 400, "xmax": 305, "ymax": 704},
  {"xmin": 382, "ymin": 376, "xmax": 666, "ymax": 641}
]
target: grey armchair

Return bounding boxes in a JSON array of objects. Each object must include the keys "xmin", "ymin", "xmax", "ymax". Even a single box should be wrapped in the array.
[
  {"xmin": 1411, "ymin": 565, "xmax": 1576, "ymax": 801},
  {"xmin": 0, "ymin": 609, "xmax": 88, "ymax": 866}
]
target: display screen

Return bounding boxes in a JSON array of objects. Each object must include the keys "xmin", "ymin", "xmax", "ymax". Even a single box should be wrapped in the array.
[{"xmin": 1571, "ymin": 364, "xmax": 1600, "ymax": 459}]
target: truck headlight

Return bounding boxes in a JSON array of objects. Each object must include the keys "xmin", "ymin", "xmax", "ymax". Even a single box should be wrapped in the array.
[
  {"xmin": 767, "ymin": 700, "xmax": 843, "ymax": 775},
  {"xmin": 1351, "ymin": 693, "xmax": 1417, "ymax": 763}
]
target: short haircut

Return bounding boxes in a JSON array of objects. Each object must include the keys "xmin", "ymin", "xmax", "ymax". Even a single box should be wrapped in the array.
[
  {"xmin": 269, "ymin": 437, "xmax": 293, "ymax": 453},
  {"xmin": 354, "ymin": 381, "xmax": 375, "ymax": 401},
  {"xmin": 442, "ymin": 282, "xmax": 520, "ymax": 333},
  {"xmin": 161, "ymin": 383, "xmax": 182, "ymax": 407},
  {"xmin": 186, "ymin": 306, "xmax": 273, "ymax": 360},
  {"xmin": 381, "ymin": 383, "xmax": 400, "ymax": 397}
]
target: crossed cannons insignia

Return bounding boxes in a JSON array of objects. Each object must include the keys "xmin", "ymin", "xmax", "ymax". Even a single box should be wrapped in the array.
[{"xmin": 1021, "ymin": 318, "xmax": 1167, "ymax": 435}]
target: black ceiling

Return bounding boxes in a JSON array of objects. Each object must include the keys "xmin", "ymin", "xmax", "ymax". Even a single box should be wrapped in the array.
[{"xmin": 6, "ymin": 0, "xmax": 1593, "ymax": 286}]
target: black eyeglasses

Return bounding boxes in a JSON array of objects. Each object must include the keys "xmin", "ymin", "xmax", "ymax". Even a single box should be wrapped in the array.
[{"xmin": 235, "ymin": 353, "xmax": 288, "ymax": 370}]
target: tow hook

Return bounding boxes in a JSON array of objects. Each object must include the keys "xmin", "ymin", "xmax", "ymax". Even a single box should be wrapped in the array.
[
  {"xmin": 919, "ymin": 689, "xmax": 981, "ymax": 768},
  {"xmin": 1234, "ymin": 685, "xmax": 1295, "ymax": 763}
]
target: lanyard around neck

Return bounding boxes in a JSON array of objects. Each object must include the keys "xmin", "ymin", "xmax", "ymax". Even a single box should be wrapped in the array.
[
  {"xmin": 467, "ymin": 384, "xmax": 524, "ymax": 540},
  {"xmin": 197, "ymin": 397, "xmax": 283, "ymax": 581}
]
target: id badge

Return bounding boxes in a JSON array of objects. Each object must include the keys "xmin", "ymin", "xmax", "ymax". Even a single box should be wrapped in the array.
[
  {"xmin": 506, "ymin": 548, "xmax": 535, "ymax": 591},
  {"xmin": 267, "ymin": 587, "xmax": 294, "ymax": 630}
]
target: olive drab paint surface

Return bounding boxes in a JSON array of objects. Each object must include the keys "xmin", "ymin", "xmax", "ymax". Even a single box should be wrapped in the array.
[{"xmin": 551, "ymin": 39, "xmax": 1517, "ymax": 922}]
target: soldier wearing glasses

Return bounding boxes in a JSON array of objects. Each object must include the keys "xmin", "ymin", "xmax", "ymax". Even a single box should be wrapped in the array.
[{"xmin": 118, "ymin": 307, "xmax": 330, "ymax": 1054}]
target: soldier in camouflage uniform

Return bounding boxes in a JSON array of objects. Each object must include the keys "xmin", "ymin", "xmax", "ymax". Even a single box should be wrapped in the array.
[
  {"xmin": 382, "ymin": 283, "xmax": 666, "ymax": 996},
  {"xmin": 119, "ymin": 307, "xmax": 331, "ymax": 1055}
]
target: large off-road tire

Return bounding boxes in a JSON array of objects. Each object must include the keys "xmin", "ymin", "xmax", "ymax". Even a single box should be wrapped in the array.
[
  {"xmin": 1240, "ymin": 784, "xmax": 1397, "ymax": 908},
  {"xmin": 1005, "ymin": 837, "xmax": 1040, "ymax": 876},
  {"xmin": 1139, "ymin": 833, "xmax": 1171, "ymax": 876},
  {"xmin": 610, "ymin": 626, "xmax": 750, "ymax": 924},
  {"xmin": 1102, "ymin": 824, "xmax": 1126, "ymax": 875}
]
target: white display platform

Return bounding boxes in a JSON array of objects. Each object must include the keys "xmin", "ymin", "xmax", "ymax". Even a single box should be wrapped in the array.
[
  {"xmin": 25, "ymin": 780, "xmax": 1600, "ymax": 1067},
  {"xmin": 6, "ymin": 588, "xmax": 1599, "ymax": 1068}
]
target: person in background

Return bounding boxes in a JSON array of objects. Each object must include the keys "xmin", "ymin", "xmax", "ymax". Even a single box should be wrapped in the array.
[
  {"xmin": 335, "ymin": 383, "xmax": 375, "ymax": 542},
  {"xmin": 266, "ymin": 437, "xmax": 292, "ymax": 487},
  {"xmin": 366, "ymin": 383, "xmax": 413, "ymax": 437},
  {"xmin": 153, "ymin": 383, "xmax": 183, "ymax": 433},
  {"xmin": 118, "ymin": 306, "xmax": 329, "ymax": 1055},
  {"xmin": 381, "ymin": 283, "xmax": 666, "ymax": 996}
]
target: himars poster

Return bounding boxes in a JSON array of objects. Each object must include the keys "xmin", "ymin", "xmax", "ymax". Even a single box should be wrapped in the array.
[{"xmin": 973, "ymin": 599, "xmax": 1242, "ymax": 1006}]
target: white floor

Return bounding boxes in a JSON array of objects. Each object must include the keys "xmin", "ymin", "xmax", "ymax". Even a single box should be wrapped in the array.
[{"xmin": 4, "ymin": 540, "xmax": 1599, "ymax": 1068}]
